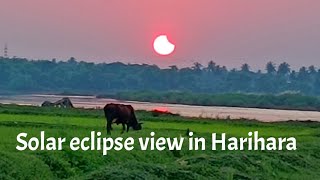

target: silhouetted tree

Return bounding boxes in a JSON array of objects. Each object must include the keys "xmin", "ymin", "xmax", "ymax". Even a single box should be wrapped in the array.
[
  {"xmin": 192, "ymin": 62, "xmax": 203, "ymax": 73},
  {"xmin": 308, "ymin": 65, "xmax": 316, "ymax": 74},
  {"xmin": 298, "ymin": 66, "xmax": 308, "ymax": 80},
  {"xmin": 169, "ymin": 65, "xmax": 178, "ymax": 71},
  {"xmin": 241, "ymin": 63, "xmax": 250, "ymax": 72},
  {"xmin": 266, "ymin": 61, "xmax": 276, "ymax": 74},
  {"xmin": 277, "ymin": 62, "xmax": 291, "ymax": 75},
  {"xmin": 68, "ymin": 57, "xmax": 77, "ymax": 64},
  {"xmin": 206, "ymin": 61, "xmax": 216, "ymax": 72}
]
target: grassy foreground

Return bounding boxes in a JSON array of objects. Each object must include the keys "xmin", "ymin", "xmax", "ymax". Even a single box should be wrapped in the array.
[{"xmin": 0, "ymin": 104, "xmax": 319, "ymax": 179}]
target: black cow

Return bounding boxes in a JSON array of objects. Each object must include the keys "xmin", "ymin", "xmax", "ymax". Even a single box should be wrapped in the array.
[{"xmin": 104, "ymin": 103, "xmax": 142, "ymax": 134}]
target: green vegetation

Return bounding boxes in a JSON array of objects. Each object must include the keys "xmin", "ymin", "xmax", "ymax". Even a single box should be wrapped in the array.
[
  {"xmin": 1, "ymin": 57, "xmax": 320, "ymax": 95},
  {"xmin": 100, "ymin": 91, "xmax": 320, "ymax": 111},
  {"xmin": 0, "ymin": 104, "xmax": 319, "ymax": 179}
]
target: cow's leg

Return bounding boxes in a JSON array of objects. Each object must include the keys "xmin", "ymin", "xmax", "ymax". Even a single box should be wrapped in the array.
[
  {"xmin": 105, "ymin": 121, "xmax": 113, "ymax": 130},
  {"xmin": 121, "ymin": 123, "xmax": 126, "ymax": 134},
  {"xmin": 127, "ymin": 125, "xmax": 130, "ymax": 132},
  {"xmin": 106, "ymin": 121, "xmax": 112, "ymax": 135}
]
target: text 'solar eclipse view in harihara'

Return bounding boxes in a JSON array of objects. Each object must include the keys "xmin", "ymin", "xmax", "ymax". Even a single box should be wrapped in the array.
[{"xmin": 0, "ymin": 1, "xmax": 320, "ymax": 179}]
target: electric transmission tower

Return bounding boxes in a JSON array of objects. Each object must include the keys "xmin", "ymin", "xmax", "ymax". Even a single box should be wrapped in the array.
[{"xmin": 4, "ymin": 43, "xmax": 8, "ymax": 57}]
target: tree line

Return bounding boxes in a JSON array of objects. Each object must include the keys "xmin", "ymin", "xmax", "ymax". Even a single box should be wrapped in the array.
[{"xmin": 0, "ymin": 57, "xmax": 320, "ymax": 96}]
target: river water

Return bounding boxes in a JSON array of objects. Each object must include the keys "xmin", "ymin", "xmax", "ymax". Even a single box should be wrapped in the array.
[{"xmin": 0, "ymin": 94, "xmax": 319, "ymax": 122}]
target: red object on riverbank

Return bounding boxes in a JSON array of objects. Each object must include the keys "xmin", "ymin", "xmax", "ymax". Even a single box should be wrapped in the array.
[
  {"xmin": 151, "ymin": 107, "xmax": 179, "ymax": 117},
  {"xmin": 152, "ymin": 107, "xmax": 169, "ymax": 113}
]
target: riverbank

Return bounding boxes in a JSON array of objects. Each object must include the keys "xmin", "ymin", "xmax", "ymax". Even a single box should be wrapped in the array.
[
  {"xmin": 98, "ymin": 91, "xmax": 320, "ymax": 112},
  {"xmin": 1, "ymin": 94, "xmax": 320, "ymax": 122}
]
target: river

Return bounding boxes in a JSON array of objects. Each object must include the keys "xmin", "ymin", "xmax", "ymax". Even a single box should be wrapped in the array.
[{"xmin": 0, "ymin": 94, "xmax": 319, "ymax": 122}]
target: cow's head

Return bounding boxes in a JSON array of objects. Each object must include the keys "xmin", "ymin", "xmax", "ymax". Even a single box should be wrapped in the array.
[{"xmin": 133, "ymin": 122, "xmax": 143, "ymax": 130}]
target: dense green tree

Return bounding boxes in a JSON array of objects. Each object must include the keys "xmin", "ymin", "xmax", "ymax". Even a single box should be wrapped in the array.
[{"xmin": 0, "ymin": 57, "xmax": 320, "ymax": 95}]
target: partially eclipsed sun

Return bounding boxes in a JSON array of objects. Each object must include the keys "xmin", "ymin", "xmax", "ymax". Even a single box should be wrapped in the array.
[{"xmin": 153, "ymin": 35, "xmax": 175, "ymax": 55}]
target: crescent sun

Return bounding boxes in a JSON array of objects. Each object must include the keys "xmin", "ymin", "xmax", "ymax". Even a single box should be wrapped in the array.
[{"xmin": 153, "ymin": 35, "xmax": 175, "ymax": 55}]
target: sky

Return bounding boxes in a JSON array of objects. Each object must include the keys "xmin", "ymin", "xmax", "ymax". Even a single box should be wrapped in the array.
[{"xmin": 0, "ymin": 0, "xmax": 319, "ymax": 70}]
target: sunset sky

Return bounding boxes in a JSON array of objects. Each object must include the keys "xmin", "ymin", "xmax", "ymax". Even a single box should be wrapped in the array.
[{"xmin": 0, "ymin": 0, "xmax": 319, "ymax": 69}]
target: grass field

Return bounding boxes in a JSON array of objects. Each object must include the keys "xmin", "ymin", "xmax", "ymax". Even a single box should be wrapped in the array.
[{"xmin": 0, "ymin": 104, "xmax": 319, "ymax": 179}]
